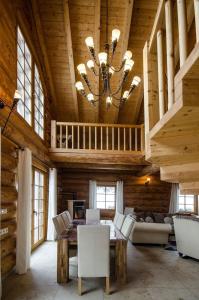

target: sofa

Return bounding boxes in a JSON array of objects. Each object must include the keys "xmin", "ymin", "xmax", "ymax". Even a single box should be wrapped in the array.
[
  {"xmin": 129, "ymin": 222, "xmax": 172, "ymax": 244},
  {"xmin": 173, "ymin": 215, "xmax": 199, "ymax": 259},
  {"xmin": 128, "ymin": 211, "xmax": 173, "ymax": 245}
]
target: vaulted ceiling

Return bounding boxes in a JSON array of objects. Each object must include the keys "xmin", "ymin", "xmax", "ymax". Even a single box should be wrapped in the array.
[{"xmin": 31, "ymin": 0, "xmax": 159, "ymax": 124}]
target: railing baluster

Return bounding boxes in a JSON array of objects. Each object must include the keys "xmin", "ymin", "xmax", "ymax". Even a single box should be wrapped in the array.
[
  {"xmin": 59, "ymin": 125, "xmax": 62, "ymax": 148},
  {"xmin": 177, "ymin": 0, "xmax": 188, "ymax": 67},
  {"xmin": 106, "ymin": 127, "xmax": 108, "ymax": 150},
  {"xmin": 51, "ymin": 120, "xmax": 57, "ymax": 148},
  {"xmin": 83, "ymin": 126, "xmax": 85, "ymax": 149},
  {"xmin": 194, "ymin": 0, "xmax": 199, "ymax": 43},
  {"xmin": 112, "ymin": 127, "xmax": 114, "ymax": 150},
  {"xmin": 135, "ymin": 128, "xmax": 137, "ymax": 151},
  {"xmin": 72, "ymin": 125, "xmax": 74, "ymax": 149},
  {"xmin": 66, "ymin": 125, "xmax": 68, "ymax": 149},
  {"xmin": 101, "ymin": 127, "xmax": 103, "ymax": 150},
  {"xmin": 157, "ymin": 30, "xmax": 165, "ymax": 119},
  {"xmin": 118, "ymin": 127, "xmax": 120, "ymax": 151},
  {"xmin": 141, "ymin": 126, "xmax": 144, "ymax": 152},
  {"xmin": 123, "ymin": 128, "xmax": 126, "ymax": 151},
  {"xmin": 95, "ymin": 126, "xmax": 97, "ymax": 150},
  {"xmin": 165, "ymin": 0, "xmax": 174, "ymax": 109},
  {"xmin": 77, "ymin": 125, "xmax": 80, "ymax": 149},
  {"xmin": 129, "ymin": 128, "xmax": 132, "ymax": 151},
  {"xmin": 89, "ymin": 126, "xmax": 91, "ymax": 150}
]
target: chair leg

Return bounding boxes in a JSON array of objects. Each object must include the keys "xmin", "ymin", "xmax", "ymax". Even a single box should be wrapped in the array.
[
  {"xmin": 105, "ymin": 277, "xmax": 110, "ymax": 295},
  {"xmin": 78, "ymin": 277, "xmax": 82, "ymax": 296}
]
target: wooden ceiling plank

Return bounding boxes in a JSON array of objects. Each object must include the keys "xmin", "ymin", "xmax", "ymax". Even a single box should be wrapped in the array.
[
  {"xmin": 31, "ymin": 0, "xmax": 57, "ymax": 117},
  {"xmin": 95, "ymin": 0, "xmax": 101, "ymax": 122},
  {"xmin": 116, "ymin": 0, "xmax": 134, "ymax": 123},
  {"xmin": 63, "ymin": 0, "xmax": 79, "ymax": 121}
]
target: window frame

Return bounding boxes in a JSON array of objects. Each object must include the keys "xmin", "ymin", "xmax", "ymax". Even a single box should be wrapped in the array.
[
  {"xmin": 17, "ymin": 25, "xmax": 45, "ymax": 140},
  {"xmin": 96, "ymin": 185, "xmax": 116, "ymax": 210},
  {"xmin": 177, "ymin": 193, "xmax": 198, "ymax": 213}
]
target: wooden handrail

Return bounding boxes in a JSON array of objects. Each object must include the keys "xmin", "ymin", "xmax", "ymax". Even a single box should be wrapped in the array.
[{"xmin": 51, "ymin": 121, "xmax": 144, "ymax": 153}]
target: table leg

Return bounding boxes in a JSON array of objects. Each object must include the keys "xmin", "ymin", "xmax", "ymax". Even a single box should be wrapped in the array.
[
  {"xmin": 115, "ymin": 240, "xmax": 127, "ymax": 285},
  {"xmin": 57, "ymin": 239, "xmax": 69, "ymax": 283}
]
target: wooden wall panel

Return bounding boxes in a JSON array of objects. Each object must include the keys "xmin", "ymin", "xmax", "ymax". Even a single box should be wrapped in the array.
[
  {"xmin": 1, "ymin": 137, "xmax": 17, "ymax": 278},
  {"xmin": 57, "ymin": 169, "xmax": 171, "ymax": 219}
]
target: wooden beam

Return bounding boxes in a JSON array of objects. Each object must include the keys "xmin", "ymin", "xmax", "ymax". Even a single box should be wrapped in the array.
[
  {"xmin": 137, "ymin": 164, "xmax": 160, "ymax": 177},
  {"xmin": 116, "ymin": 0, "xmax": 134, "ymax": 123},
  {"xmin": 94, "ymin": 0, "xmax": 101, "ymax": 123},
  {"xmin": 180, "ymin": 181, "xmax": 199, "ymax": 195},
  {"xmin": 30, "ymin": 0, "xmax": 57, "ymax": 117},
  {"xmin": 161, "ymin": 163, "xmax": 199, "ymax": 183},
  {"xmin": 63, "ymin": 0, "xmax": 79, "ymax": 121}
]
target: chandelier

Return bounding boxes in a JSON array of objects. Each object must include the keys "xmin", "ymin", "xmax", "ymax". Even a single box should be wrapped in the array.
[{"xmin": 75, "ymin": 0, "xmax": 141, "ymax": 109}]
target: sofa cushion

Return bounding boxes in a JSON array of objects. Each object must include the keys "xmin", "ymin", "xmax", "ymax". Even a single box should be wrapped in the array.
[
  {"xmin": 153, "ymin": 213, "xmax": 166, "ymax": 223},
  {"xmin": 145, "ymin": 216, "xmax": 154, "ymax": 223}
]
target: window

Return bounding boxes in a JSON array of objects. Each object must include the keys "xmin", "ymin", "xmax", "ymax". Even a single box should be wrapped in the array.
[
  {"xmin": 17, "ymin": 26, "xmax": 45, "ymax": 139},
  {"xmin": 32, "ymin": 168, "xmax": 45, "ymax": 248},
  {"xmin": 96, "ymin": 186, "xmax": 116, "ymax": 209},
  {"xmin": 177, "ymin": 193, "xmax": 195, "ymax": 212},
  {"xmin": 34, "ymin": 65, "xmax": 44, "ymax": 139},
  {"xmin": 17, "ymin": 27, "xmax": 32, "ymax": 125}
]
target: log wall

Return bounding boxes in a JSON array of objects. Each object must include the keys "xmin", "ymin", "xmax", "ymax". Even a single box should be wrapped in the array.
[
  {"xmin": 57, "ymin": 169, "xmax": 171, "ymax": 219},
  {"xmin": 1, "ymin": 136, "xmax": 17, "ymax": 278}
]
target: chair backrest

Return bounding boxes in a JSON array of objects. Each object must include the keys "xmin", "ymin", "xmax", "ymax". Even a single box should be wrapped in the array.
[
  {"xmin": 86, "ymin": 209, "xmax": 100, "ymax": 224},
  {"xmin": 60, "ymin": 212, "xmax": 70, "ymax": 228},
  {"xmin": 52, "ymin": 215, "xmax": 66, "ymax": 235},
  {"xmin": 77, "ymin": 225, "xmax": 110, "ymax": 277},
  {"xmin": 65, "ymin": 210, "xmax": 73, "ymax": 223},
  {"xmin": 124, "ymin": 207, "xmax": 134, "ymax": 216},
  {"xmin": 121, "ymin": 215, "xmax": 135, "ymax": 239},
  {"xmin": 113, "ymin": 212, "xmax": 119, "ymax": 226},
  {"xmin": 116, "ymin": 213, "xmax": 125, "ymax": 230}
]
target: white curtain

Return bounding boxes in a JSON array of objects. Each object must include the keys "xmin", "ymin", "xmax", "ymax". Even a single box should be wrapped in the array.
[
  {"xmin": 89, "ymin": 180, "xmax": 97, "ymax": 208},
  {"xmin": 16, "ymin": 148, "xmax": 32, "ymax": 274},
  {"xmin": 169, "ymin": 183, "xmax": 179, "ymax": 213},
  {"xmin": 116, "ymin": 180, "xmax": 124, "ymax": 213},
  {"xmin": 47, "ymin": 168, "xmax": 57, "ymax": 240}
]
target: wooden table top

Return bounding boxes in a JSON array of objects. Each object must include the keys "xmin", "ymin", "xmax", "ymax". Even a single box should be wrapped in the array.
[{"xmin": 58, "ymin": 219, "xmax": 126, "ymax": 242}]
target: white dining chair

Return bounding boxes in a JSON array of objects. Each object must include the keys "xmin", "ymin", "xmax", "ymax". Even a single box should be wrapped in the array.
[
  {"xmin": 86, "ymin": 209, "xmax": 100, "ymax": 224},
  {"xmin": 77, "ymin": 225, "xmax": 110, "ymax": 295},
  {"xmin": 121, "ymin": 215, "xmax": 135, "ymax": 239},
  {"xmin": 124, "ymin": 207, "xmax": 134, "ymax": 216},
  {"xmin": 115, "ymin": 213, "xmax": 125, "ymax": 230},
  {"xmin": 113, "ymin": 212, "xmax": 119, "ymax": 226},
  {"xmin": 52, "ymin": 215, "xmax": 66, "ymax": 235}
]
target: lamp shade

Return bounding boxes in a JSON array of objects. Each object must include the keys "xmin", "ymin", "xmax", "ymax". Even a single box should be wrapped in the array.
[
  {"xmin": 122, "ymin": 91, "xmax": 129, "ymax": 99},
  {"xmin": 87, "ymin": 93, "xmax": 94, "ymax": 102},
  {"xmin": 123, "ymin": 50, "xmax": 132, "ymax": 61},
  {"xmin": 106, "ymin": 96, "xmax": 112, "ymax": 104},
  {"xmin": 98, "ymin": 52, "xmax": 107, "ymax": 66},
  {"xmin": 75, "ymin": 81, "xmax": 84, "ymax": 91},
  {"xmin": 124, "ymin": 59, "xmax": 134, "ymax": 72},
  {"xmin": 77, "ymin": 64, "xmax": 87, "ymax": 75},
  {"xmin": 85, "ymin": 36, "xmax": 94, "ymax": 48},
  {"xmin": 87, "ymin": 60, "xmax": 94, "ymax": 69},
  {"xmin": 131, "ymin": 76, "xmax": 141, "ymax": 86},
  {"xmin": 112, "ymin": 29, "xmax": 120, "ymax": 42}
]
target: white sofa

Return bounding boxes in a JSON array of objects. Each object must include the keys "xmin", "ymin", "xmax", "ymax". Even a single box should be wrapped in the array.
[
  {"xmin": 173, "ymin": 216, "xmax": 199, "ymax": 259},
  {"xmin": 129, "ymin": 222, "xmax": 172, "ymax": 245}
]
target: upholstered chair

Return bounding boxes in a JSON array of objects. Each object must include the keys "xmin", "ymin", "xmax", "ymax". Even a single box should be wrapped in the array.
[
  {"xmin": 77, "ymin": 225, "xmax": 110, "ymax": 295},
  {"xmin": 121, "ymin": 215, "xmax": 135, "ymax": 239},
  {"xmin": 124, "ymin": 207, "xmax": 134, "ymax": 216},
  {"xmin": 52, "ymin": 215, "xmax": 66, "ymax": 236},
  {"xmin": 61, "ymin": 211, "xmax": 73, "ymax": 228},
  {"xmin": 115, "ymin": 213, "xmax": 125, "ymax": 230},
  {"xmin": 86, "ymin": 209, "xmax": 100, "ymax": 224},
  {"xmin": 113, "ymin": 212, "xmax": 119, "ymax": 226}
]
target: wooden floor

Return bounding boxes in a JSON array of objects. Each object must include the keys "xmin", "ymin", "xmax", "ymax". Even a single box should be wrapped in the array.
[{"xmin": 2, "ymin": 241, "xmax": 199, "ymax": 300}]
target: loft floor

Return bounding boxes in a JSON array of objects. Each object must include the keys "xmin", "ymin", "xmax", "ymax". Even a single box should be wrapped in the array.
[{"xmin": 2, "ymin": 242, "xmax": 199, "ymax": 300}]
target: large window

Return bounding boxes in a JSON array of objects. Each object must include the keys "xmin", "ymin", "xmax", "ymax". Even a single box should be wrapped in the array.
[
  {"xmin": 32, "ymin": 168, "xmax": 45, "ymax": 249},
  {"xmin": 96, "ymin": 186, "xmax": 116, "ymax": 209},
  {"xmin": 34, "ymin": 65, "xmax": 44, "ymax": 139},
  {"xmin": 17, "ymin": 26, "xmax": 45, "ymax": 139},
  {"xmin": 17, "ymin": 27, "xmax": 32, "ymax": 125},
  {"xmin": 177, "ymin": 193, "xmax": 195, "ymax": 212}
]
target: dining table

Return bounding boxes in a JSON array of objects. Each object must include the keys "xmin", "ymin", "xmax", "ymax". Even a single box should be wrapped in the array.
[{"xmin": 57, "ymin": 220, "xmax": 127, "ymax": 285}]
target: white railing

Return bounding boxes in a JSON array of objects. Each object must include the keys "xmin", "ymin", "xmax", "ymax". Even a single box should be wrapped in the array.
[
  {"xmin": 51, "ymin": 121, "xmax": 144, "ymax": 153},
  {"xmin": 144, "ymin": 0, "xmax": 199, "ymax": 132}
]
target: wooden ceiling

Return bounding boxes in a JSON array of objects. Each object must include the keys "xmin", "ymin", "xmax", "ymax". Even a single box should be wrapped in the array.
[{"xmin": 31, "ymin": 0, "xmax": 159, "ymax": 124}]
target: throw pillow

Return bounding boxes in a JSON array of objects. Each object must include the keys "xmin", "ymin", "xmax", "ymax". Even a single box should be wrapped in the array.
[
  {"xmin": 145, "ymin": 216, "xmax": 154, "ymax": 223},
  {"xmin": 164, "ymin": 216, "xmax": 173, "ymax": 224}
]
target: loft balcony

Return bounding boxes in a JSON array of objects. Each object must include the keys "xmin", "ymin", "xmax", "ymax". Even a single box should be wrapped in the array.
[
  {"xmin": 143, "ymin": 0, "xmax": 199, "ymax": 189},
  {"xmin": 49, "ymin": 121, "xmax": 146, "ymax": 167}
]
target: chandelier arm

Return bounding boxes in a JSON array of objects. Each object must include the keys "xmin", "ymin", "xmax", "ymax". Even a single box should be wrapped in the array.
[
  {"xmin": 111, "ymin": 72, "xmax": 129, "ymax": 96},
  {"xmin": 109, "ymin": 61, "xmax": 125, "ymax": 73},
  {"xmin": 81, "ymin": 75, "xmax": 104, "ymax": 97}
]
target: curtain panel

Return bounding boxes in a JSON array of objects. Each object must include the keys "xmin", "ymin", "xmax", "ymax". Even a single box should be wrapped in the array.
[
  {"xmin": 89, "ymin": 180, "xmax": 97, "ymax": 209},
  {"xmin": 169, "ymin": 183, "xmax": 179, "ymax": 214},
  {"xmin": 116, "ymin": 180, "xmax": 124, "ymax": 213},
  {"xmin": 47, "ymin": 168, "xmax": 57, "ymax": 240},
  {"xmin": 16, "ymin": 148, "xmax": 32, "ymax": 274}
]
